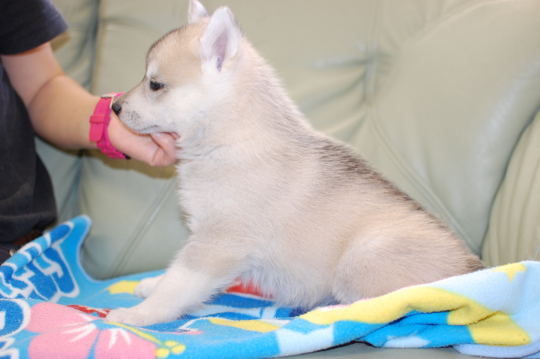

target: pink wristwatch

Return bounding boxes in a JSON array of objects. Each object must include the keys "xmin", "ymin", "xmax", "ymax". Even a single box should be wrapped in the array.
[{"xmin": 89, "ymin": 93, "xmax": 128, "ymax": 159}]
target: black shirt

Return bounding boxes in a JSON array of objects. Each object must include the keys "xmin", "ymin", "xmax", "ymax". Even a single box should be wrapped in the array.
[{"xmin": 0, "ymin": 0, "xmax": 68, "ymax": 242}]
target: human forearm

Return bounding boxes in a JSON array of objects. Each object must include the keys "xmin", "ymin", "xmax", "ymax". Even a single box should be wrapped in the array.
[
  {"xmin": 28, "ymin": 74, "xmax": 180, "ymax": 165},
  {"xmin": 3, "ymin": 42, "xmax": 178, "ymax": 166},
  {"xmin": 27, "ymin": 74, "xmax": 98, "ymax": 149},
  {"xmin": 2, "ymin": 43, "xmax": 98, "ymax": 149}
]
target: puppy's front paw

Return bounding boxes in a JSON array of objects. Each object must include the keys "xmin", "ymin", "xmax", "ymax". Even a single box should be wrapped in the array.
[
  {"xmin": 106, "ymin": 293, "xmax": 181, "ymax": 327},
  {"xmin": 106, "ymin": 307, "xmax": 144, "ymax": 327},
  {"xmin": 106, "ymin": 306, "xmax": 164, "ymax": 327},
  {"xmin": 134, "ymin": 275, "xmax": 163, "ymax": 298}
]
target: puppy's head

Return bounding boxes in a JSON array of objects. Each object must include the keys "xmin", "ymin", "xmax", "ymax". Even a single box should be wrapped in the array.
[{"xmin": 113, "ymin": 0, "xmax": 243, "ymax": 135}]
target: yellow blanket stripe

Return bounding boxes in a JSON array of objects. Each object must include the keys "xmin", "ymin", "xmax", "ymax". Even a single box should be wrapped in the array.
[
  {"xmin": 301, "ymin": 286, "xmax": 530, "ymax": 346},
  {"xmin": 209, "ymin": 318, "xmax": 281, "ymax": 333}
]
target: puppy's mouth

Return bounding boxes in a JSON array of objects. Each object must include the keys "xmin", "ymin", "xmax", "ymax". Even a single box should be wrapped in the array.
[
  {"xmin": 132, "ymin": 125, "xmax": 160, "ymax": 135},
  {"xmin": 118, "ymin": 110, "xmax": 161, "ymax": 134},
  {"xmin": 121, "ymin": 120, "xmax": 160, "ymax": 135}
]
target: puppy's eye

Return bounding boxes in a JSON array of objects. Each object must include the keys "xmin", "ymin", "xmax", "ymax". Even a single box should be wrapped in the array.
[{"xmin": 150, "ymin": 81, "xmax": 164, "ymax": 91}]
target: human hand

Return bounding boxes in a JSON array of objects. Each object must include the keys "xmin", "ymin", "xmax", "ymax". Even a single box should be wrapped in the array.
[
  {"xmin": 108, "ymin": 114, "xmax": 179, "ymax": 167},
  {"xmin": 3, "ymin": 43, "xmax": 179, "ymax": 165}
]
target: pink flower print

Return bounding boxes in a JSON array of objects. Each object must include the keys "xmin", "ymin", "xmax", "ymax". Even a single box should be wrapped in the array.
[
  {"xmin": 94, "ymin": 327, "xmax": 158, "ymax": 359},
  {"xmin": 27, "ymin": 303, "xmax": 156, "ymax": 359},
  {"xmin": 26, "ymin": 302, "xmax": 94, "ymax": 332},
  {"xmin": 29, "ymin": 321, "xmax": 99, "ymax": 359}
]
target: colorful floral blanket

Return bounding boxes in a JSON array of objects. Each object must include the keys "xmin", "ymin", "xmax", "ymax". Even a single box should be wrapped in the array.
[{"xmin": 1, "ymin": 216, "xmax": 539, "ymax": 359}]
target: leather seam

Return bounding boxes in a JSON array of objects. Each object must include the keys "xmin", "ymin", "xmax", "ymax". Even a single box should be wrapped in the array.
[{"xmin": 110, "ymin": 178, "xmax": 177, "ymax": 277}]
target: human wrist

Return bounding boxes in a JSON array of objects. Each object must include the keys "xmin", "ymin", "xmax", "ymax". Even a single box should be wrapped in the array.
[{"xmin": 89, "ymin": 93, "xmax": 128, "ymax": 159}]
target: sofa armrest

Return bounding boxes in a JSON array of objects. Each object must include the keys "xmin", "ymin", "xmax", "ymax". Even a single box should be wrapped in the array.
[{"xmin": 483, "ymin": 110, "xmax": 540, "ymax": 266}]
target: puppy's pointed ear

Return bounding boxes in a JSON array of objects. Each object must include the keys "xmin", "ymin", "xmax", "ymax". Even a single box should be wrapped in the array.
[
  {"xmin": 199, "ymin": 6, "xmax": 241, "ymax": 72},
  {"xmin": 188, "ymin": 0, "xmax": 209, "ymax": 24}
]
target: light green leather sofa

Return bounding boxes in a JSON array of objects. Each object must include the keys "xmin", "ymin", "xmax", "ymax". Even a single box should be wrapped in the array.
[{"xmin": 39, "ymin": 0, "xmax": 540, "ymax": 357}]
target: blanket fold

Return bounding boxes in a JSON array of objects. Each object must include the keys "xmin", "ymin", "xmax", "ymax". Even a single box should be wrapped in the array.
[{"xmin": 0, "ymin": 216, "xmax": 538, "ymax": 359}]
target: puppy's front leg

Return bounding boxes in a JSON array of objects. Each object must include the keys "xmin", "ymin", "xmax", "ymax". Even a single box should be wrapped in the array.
[{"xmin": 106, "ymin": 241, "xmax": 246, "ymax": 326}]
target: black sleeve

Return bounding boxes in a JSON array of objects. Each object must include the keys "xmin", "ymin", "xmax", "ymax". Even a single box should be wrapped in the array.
[
  {"xmin": 0, "ymin": 0, "xmax": 68, "ymax": 55},
  {"xmin": 0, "ymin": 0, "xmax": 68, "ymax": 242}
]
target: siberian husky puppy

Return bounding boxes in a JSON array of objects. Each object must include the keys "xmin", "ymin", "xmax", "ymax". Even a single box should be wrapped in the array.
[{"xmin": 106, "ymin": 0, "xmax": 483, "ymax": 326}]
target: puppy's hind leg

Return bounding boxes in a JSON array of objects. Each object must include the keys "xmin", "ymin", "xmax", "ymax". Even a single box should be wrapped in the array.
[
  {"xmin": 332, "ymin": 234, "xmax": 445, "ymax": 303},
  {"xmin": 106, "ymin": 240, "xmax": 248, "ymax": 327}
]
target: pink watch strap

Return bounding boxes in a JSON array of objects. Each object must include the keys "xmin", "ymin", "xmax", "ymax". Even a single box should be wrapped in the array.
[{"xmin": 89, "ymin": 93, "xmax": 127, "ymax": 159}]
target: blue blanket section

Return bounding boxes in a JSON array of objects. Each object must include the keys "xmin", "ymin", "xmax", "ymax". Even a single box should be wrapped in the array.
[{"xmin": 0, "ymin": 216, "xmax": 538, "ymax": 359}]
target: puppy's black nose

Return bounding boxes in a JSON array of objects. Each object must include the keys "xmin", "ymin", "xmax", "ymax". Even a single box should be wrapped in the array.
[{"xmin": 111, "ymin": 101, "xmax": 122, "ymax": 116}]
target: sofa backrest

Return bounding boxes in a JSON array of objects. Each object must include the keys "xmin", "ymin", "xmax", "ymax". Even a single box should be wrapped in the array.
[{"xmin": 45, "ymin": 0, "xmax": 540, "ymax": 278}]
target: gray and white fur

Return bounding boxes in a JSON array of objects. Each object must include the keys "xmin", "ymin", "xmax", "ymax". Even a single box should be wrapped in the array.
[{"xmin": 106, "ymin": 0, "xmax": 483, "ymax": 326}]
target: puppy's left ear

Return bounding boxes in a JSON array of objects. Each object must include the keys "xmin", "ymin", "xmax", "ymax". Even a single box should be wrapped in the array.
[
  {"xmin": 188, "ymin": 0, "xmax": 209, "ymax": 24},
  {"xmin": 199, "ymin": 6, "xmax": 241, "ymax": 72}
]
